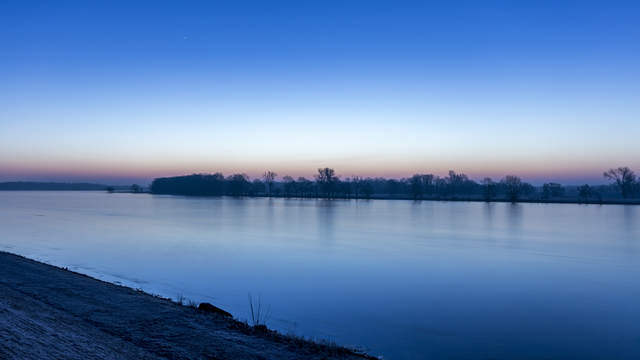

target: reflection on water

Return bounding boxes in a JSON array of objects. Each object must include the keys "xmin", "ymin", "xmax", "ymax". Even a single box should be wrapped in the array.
[
  {"xmin": 623, "ymin": 206, "xmax": 638, "ymax": 254},
  {"xmin": 1, "ymin": 191, "xmax": 639, "ymax": 360},
  {"xmin": 316, "ymin": 199, "xmax": 337, "ymax": 243},
  {"xmin": 624, "ymin": 205, "xmax": 637, "ymax": 232},
  {"xmin": 506, "ymin": 202, "xmax": 522, "ymax": 228}
]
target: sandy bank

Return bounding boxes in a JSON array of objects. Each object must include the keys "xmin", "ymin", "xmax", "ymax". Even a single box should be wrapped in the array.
[{"xmin": 0, "ymin": 252, "xmax": 373, "ymax": 360}]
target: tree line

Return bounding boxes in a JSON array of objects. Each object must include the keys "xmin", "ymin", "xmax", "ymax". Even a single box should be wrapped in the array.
[{"xmin": 149, "ymin": 166, "xmax": 640, "ymax": 201}]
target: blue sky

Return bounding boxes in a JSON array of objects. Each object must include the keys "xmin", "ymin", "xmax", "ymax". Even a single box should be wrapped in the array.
[{"xmin": 1, "ymin": 1, "xmax": 639, "ymax": 184}]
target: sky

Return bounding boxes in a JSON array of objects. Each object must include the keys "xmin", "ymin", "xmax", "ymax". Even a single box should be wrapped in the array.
[{"xmin": 1, "ymin": 1, "xmax": 639, "ymax": 185}]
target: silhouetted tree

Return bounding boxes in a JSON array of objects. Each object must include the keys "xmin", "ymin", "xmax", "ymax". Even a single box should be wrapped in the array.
[
  {"xmin": 148, "ymin": 168, "xmax": 619, "ymax": 203},
  {"xmin": 351, "ymin": 176, "xmax": 362, "ymax": 198},
  {"xmin": 354, "ymin": 177, "xmax": 369, "ymax": 199},
  {"xmin": 603, "ymin": 167, "xmax": 637, "ymax": 198},
  {"xmin": 227, "ymin": 174, "xmax": 250, "ymax": 196},
  {"xmin": 151, "ymin": 173, "xmax": 225, "ymax": 196},
  {"xmin": 384, "ymin": 179, "xmax": 403, "ymax": 195},
  {"xmin": 409, "ymin": 174, "xmax": 424, "ymax": 199},
  {"xmin": 360, "ymin": 178, "xmax": 374, "ymax": 199},
  {"xmin": 250, "ymin": 179, "xmax": 265, "ymax": 195},
  {"xmin": 422, "ymin": 174, "xmax": 435, "ymax": 196},
  {"xmin": 446, "ymin": 170, "xmax": 469, "ymax": 196},
  {"xmin": 542, "ymin": 183, "xmax": 565, "ymax": 199},
  {"xmin": 578, "ymin": 184, "xmax": 593, "ymax": 200},
  {"xmin": 501, "ymin": 175, "xmax": 523, "ymax": 202},
  {"xmin": 482, "ymin": 177, "xmax": 496, "ymax": 201},
  {"xmin": 297, "ymin": 177, "xmax": 313, "ymax": 197},
  {"xmin": 521, "ymin": 183, "xmax": 536, "ymax": 197},
  {"xmin": 434, "ymin": 177, "xmax": 447, "ymax": 197},
  {"xmin": 407, "ymin": 174, "xmax": 437, "ymax": 199},
  {"xmin": 282, "ymin": 176, "xmax": 296, "ymax": 197},
  {"xmin": 263, "ymin": 171, "xmax": 277, "ymax": 197},
  {"xmin": 316, "ymin": 168, "xmax": 338, "ymax": 198},
  {"xmin": 338, "ymin": 178, "xmax": 353, "ymax": 198}
]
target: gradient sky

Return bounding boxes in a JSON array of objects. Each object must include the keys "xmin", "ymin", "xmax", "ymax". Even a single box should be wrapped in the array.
[{"xmin": 1, "ymin": 1, "xmax": 639, "ymax": 185}]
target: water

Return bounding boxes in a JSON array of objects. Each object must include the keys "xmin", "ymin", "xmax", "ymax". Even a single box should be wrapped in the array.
[{"xmin": 1, "ymin": 191, "xmax": 639, "ymax": 359}]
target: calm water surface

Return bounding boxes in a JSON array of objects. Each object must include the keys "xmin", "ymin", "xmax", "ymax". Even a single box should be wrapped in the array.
[{"xmin": 1, "ymin": 191, "xmax": 639, "ymax": 359}]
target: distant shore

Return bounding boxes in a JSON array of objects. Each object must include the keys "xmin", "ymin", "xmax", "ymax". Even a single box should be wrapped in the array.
[
  {"xmin": 0, "ymin": 251, "xmax": 373, "ymax": 360},
  {"xmin": 2, "ymin": 186, "xmax": 639, "ymax": 205},
  {"xmin": 148, "ymin": 172, "xmax": 640, "ymax": 205},
  {"xmin": 230, "ymin": 193, "xmax": 640, "ymax": 205},
  {"xmin": 147, "ymin": 192, "xmax": 640, "ymax": 206}
]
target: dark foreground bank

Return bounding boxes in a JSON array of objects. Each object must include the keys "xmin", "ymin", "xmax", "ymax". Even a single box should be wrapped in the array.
[{"xmin": 0, "ymin": 252, "xmax": 374, "ymax": 360}]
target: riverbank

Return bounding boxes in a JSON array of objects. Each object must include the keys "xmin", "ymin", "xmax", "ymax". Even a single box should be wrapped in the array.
[
  {"xmin": 0, "ymin": 251, "xmax": 373, "ymax": 360},
  {"xmin": 151, "ymin": 192, "xmax": 640, "ymax": 206}
]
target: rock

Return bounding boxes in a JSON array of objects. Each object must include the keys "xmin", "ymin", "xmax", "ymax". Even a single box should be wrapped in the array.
[
  {"xmin": 253, "ymin": 324, "xmax": 268, "ymax": 333},
  {"xmin": 197, "ymin": 302, "xmax": 232, "ymax": 317}
]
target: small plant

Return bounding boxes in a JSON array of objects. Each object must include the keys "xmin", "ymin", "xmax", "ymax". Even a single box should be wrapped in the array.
[
  {"xmin": 174, "ymin": 294, "xmax": 198, "ymax": 309},
  {"xmin": 176, "ymin": 294, "xmax": 186, "ymax": 305},
  {"xmin": 248, "ymin": 293, "xmax": 270, "ymax": 327}
]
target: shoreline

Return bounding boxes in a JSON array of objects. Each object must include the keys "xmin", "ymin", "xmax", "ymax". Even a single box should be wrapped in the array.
[
  {"xmin": 2, "ymin": 189, "xmax": 639, "ymax": 205},
  {"xmin": 0, "ymin": 251, "xmax": 374, "ymax": 360},
  {"xmin": 150, "ymin": 192, "xmax": 640, "ymax": 206}
]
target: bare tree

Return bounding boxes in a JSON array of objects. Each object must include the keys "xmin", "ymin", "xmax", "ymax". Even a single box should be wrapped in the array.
[
  {"xmin": 542, "ymin": 183, "xmax": 564, "ymax": 199},
  {"xmin": 352, "ymin": 176, "xmax": 374, "ymax": 199},
  {"xmin": 250, "ymin": 179, "xmax": 265, "ymax": 195},
  {"xmin": 360, "ymin": 178, "xmax": 374, "ymax": 199},
  {"xmin": 263, "ymin": 170, "xmax": 277, "ymax": 197},
  {"xmin": 501, "ymin": 175, "xmax": 523, "ymax": 202},
  {"xmin": 482, "ymin": 177, "xmax": 496, "ymax": 201},
  {"xmin": 409, "ymin": 174, "xmax": 424, "ymax": 199},
  {"xmin": 297, "ymin": 177, "xmax": 312, "ymax": 197},
  {"xmin": 339, "ymin": 177, "xmax": 352, "ymax": 198},
  {"xmin": 352, "ymin": 176, "xmax": 362, "ymax": 199},
  {"xmin": 446, "ymin": 170, "xmax": 469, "ymax": 196},
  {"xmin": 603, "ymin": 167, "xmax": 637, "ymax": 198},
  {"xmin": 578, "ymin": 184, "xmax": 593, "ymax": 200},
  {"xmin": 282, "ymin": 176, "xmax": 296, "ymax": 197},
  {"xmin": 422, "ymin": 174, "xmax": 435, "ymax": 196},
  {"xmin": 316, "ymin": 168, "xmax": 337, "ymax": 198}
]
